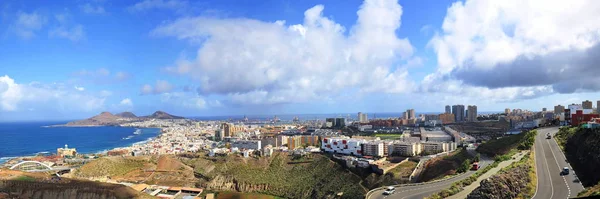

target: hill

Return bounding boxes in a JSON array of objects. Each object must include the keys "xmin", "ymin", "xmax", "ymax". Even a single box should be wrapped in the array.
[
  {"xmin": 143, "ymin": 111, "xmax": 185, "ymax": 119},
  {"xmin": 73, "ymin": 156, "xmax": 196, "ymax": 187},
  {"xmin": 418, "ymin": 148, "xmax": 473, "ymax": 182},
  {"xmin": 0, "ymin": 170, "xmax": 153, "ymax": 199},
  {"xmin": 65, "ymin": 112, "xmax": 123, "ymax": 126},
  {"xmin": 63, "ymin": 110, "xmax": 184, "ymax": 126},
  {"xmin": 116, "ymin": 112, "xmax": 137, "ymax": 118},
  {"xmin": 181, "ymin": 152, "xmax": 365, "ymax": 198}
]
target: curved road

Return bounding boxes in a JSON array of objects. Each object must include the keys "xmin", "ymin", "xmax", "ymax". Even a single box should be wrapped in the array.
[
  {"xmin": 368, "ymin": 149, "xmax": 493, "ymax": 199},
  {"xmin": 532, "ymin": 127, "xmax": 584, "ymax": 199}
]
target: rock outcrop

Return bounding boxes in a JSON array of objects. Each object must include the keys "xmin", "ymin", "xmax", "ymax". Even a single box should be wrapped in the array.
[
  {"xmin": 205, "ymin": 175, "xmax": 271, "ymax": 193},
  {"xmin": 467, "ymin": 164, "xmax": 530, "ymax": 199},
  {"xmin": 563, "ymin": 128, "xmax": 600, "ymax": 186}
]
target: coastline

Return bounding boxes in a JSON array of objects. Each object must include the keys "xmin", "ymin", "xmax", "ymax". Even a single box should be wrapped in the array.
[{"xmin": 0, "ymin": 125, "xmax": 164, "ymax": 167}]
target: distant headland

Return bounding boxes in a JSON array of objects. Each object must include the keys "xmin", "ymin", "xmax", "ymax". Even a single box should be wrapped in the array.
[{"xmin": 51, "ymin": 111, "xmax": 185, "ymax": 127}]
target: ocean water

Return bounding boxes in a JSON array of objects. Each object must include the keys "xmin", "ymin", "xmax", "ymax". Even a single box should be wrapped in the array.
[{"xmin": 0, "ymin": 121, "xmax": 160, "ymax": 165}]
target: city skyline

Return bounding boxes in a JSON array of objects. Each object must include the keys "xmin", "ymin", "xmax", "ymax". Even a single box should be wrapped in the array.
[{"xmin": 3, "ymin": 0, "xmax": 600, "ymax": 121}]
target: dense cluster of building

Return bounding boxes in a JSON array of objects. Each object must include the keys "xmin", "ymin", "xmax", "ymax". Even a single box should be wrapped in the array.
[
  {"xmin": 321, "ymin": 136, "xmax": 457, "ymax": 157},
  {"xmin": 552, "ymin": 100, "xmax": 600, "ymax": 127}
]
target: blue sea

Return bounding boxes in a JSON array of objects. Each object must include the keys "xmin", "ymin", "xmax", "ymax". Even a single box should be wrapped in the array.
[{"xmin": 0, "ymin": 121, "xmax": 160, "ymax": 165}]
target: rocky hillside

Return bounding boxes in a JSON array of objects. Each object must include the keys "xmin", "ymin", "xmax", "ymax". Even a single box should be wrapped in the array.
[
  {"xmin": 116, "ymin": 112, "xmax": 137, "ymax": 118},
  {"xmin": 143, "ymin": 111, "xmax": 185, "ymax": 119},
  {"xmin": 73, "ymin": 156, "xmax": 196, "ymax": 187},
  {"xmin": 181, "ymin": 152, "xmax": 365, "ymax": 199},
  {"xmin": 558, "ymin": 127, "xmax": 600, "ymax": 187},
  {"xmin": 419, "ymin": 148, "xmax": 473, "ymax": 182},
  {"xmin": 0, "ymin": 179, "xmax": 152, "ymax": 199},
  {"xmin": 65, "ymin": 112, "xmax": 123, "ymax": 126},
  {"xmin": 467, "ymin": 153, "xmax": 534, "ymax": 199}
]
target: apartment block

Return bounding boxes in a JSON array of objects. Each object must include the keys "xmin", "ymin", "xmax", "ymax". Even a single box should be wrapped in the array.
[
  {"xmin": 321, "ymin": 137, "xmax": 364, "ymax": 155},
  {"xmin": 361, "ymin": 142, "xmax": 385, "ymax": 157},
  {"xmin": 388, "ymin": 142, "xmax": 422, "ymax": 157}
]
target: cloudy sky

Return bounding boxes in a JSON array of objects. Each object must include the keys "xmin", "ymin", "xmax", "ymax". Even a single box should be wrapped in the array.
[{"xmin": 1, "ymin": 0, "xmax": 600, "ymax": 121}]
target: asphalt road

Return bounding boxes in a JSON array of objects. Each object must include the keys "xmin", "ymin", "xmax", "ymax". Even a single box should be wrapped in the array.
[
  {"xmin": 532, "ymin": 127, "xmax": 584, "ymax": 199},
  {"xmin": 369, "ymin": 149, "xmax": 493, "ymax": 199}
]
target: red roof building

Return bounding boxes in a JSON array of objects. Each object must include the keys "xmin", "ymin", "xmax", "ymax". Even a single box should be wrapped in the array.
[{"xmin": 571, "ymin": 110, "xmax": 599, "ymax": 126}]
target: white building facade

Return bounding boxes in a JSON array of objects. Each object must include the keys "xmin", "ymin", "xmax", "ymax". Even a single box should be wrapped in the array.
[{"xmin": 321, "ymin": 137, "xmax": 365, "ymax": 155}]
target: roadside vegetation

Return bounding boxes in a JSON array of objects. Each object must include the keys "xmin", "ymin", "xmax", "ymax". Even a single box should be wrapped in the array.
[
  {"xmin": 578, "ymin": 182, "xmax": 600, "ymax": 197},
  {"xmin": 467, "ymin": 152, "xmax": 535, "ymax": 199},
  {"xmin": 426, "ymin": 160, "xmax": 500, "ymax": 199},
  {"xmin": 477, "ymin": 130, "xmax": 536, "ymax": 158},
  {"xmin": 426, "ymin": 130, "xmax": 537, "ymax": 199},
  {"xmin": 361, "ymin": 160, "xmax": 417, "ymax": 189},
  {"xmin": 13, "ymin": 175, "xmax": 36, "ymax": 182},
  {"xmin": 418, "ymin": 148, "xmax": 473, "ymax": 182},
  {"xmin": 215, "ymin": 191, "xmax": 283, "ymax": 199},
  {"xmin": 554, "ymin": 126, "xmax": 579, "ymax": 150}
]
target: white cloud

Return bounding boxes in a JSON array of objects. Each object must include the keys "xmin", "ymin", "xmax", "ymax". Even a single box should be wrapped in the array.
[
  {"xmin": 0, "ymin": 75, "xmax": 105, "ymax": 112},
  {"xmin": 49, "ymin": 24, "xmax": 85, "ymax": 41},
  {"xmin": 424, "ymin": 0, "xmax": 600, "ymax": 100},
  {"xmin": 72, "ymin": 68, "xmax": 131, "ymax": 84},
  {"xmin": 431, "ymin": 0, "xmax": 600, "ymax": 74},
  {"xmin": 80, "ymin": 3, "xmax": 106, "ymax": 15},
  {"xmin": 141, "ymin": 80, "xmax": 174, "ymax": 95},
  {"xmin": 74, "ymin": 86, "xmax": 85, "ymax": 91},
  {"xmin": 99, "ymin": 90, "xmax": 112, "ymax": 97},
  {"xmin": 48, "ymin": 12, "xmax": 85, "ymax": 42},
  {"xmin": 120, "ymin": 98, "xmax": 133, "ymax": 107},
  {"xmin": 114, "ymin": 72, "xmax": 130, "ymax": 81},
  {"xmin": 129, "ymin": 0, "xmax": 187, "ymax": 13},
  {"xmin": 152, "ymin": 0, "xmax": 416, "ymax": 105},
  {"xmin": 13, "ymin": 11, "xmax": 45, "ymax": 39},
  {"xmin": 160, "ymin": 92, "xmax": 206, "ymax": 109}
]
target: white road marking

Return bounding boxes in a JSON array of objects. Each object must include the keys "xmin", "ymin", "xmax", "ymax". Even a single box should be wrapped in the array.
[{"xmin": 547, "ymin": 138, "xmax": 571, "ymax": 199}]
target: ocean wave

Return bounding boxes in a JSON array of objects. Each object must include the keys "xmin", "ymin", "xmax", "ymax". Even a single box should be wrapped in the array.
[
  {"xmin": 94, "ymin": 149, "xmax": 110, "ymax": 155},
  {"xmin": 0, "ymin": 156, "xmax": 17, "ymax": 160},
  {"xmin": 0, "ymin": 156, "xmax": 18, "ymax": 165},
  {"xmin": 132, "ymin": 137, "xmax": 153, "ymax": 146}
]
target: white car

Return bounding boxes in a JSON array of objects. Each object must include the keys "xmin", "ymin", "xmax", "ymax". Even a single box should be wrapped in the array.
[{"xmin": 383, "ymin": 186, "xmax": 395, "ymax": 195}]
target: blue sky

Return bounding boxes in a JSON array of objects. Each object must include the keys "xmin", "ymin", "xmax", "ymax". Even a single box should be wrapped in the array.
[{"xmin": 1, "ymin": 0, "xmax": 600, "ymax": 121}]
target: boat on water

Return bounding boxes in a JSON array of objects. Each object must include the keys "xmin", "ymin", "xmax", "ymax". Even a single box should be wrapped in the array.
[
  {"xmin": 123, "ymin": 135, "xmax": 134, "ymax": 140},
  {"xmin": 133, "ymin": 129, "xmax": 142, "ymax": 135}
]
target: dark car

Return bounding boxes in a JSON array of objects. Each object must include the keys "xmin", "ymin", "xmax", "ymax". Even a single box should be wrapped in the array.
[{"xmin": 562, "ymin": 167, "xmax": 569, "ymax": 175}]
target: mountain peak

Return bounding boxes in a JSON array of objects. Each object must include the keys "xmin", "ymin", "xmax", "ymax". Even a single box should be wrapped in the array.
[
  {"xmin": 99, "ymin": 112, "xmax": 113, "ymax": 116},
  {"xmin": 116, "ymin": 112, "xmax": 137, "ymax": 118},
  {"xmin": 146, "ymin": 111, "xmax": 184, "ymax": 119}
]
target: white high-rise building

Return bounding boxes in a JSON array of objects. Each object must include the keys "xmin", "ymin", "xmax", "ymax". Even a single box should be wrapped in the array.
[{"xmin": 358, "ymin": 112, "xmax": 368, "ymax": 123}]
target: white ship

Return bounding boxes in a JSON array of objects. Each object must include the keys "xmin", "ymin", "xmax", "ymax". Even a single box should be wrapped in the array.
[{"xmin": 133, "ymin": 129, "xmax": 142, "ymax": 135}]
